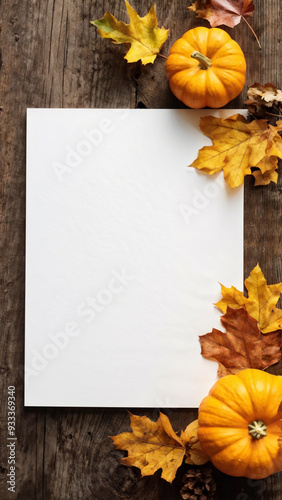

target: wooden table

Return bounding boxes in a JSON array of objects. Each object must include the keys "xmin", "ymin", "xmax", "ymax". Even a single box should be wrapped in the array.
[{"xmin": 1, "ymin": 0, "xmax": 281, "ymax": 498}]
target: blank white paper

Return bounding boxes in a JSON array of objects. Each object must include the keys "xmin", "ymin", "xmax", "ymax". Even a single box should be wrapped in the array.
[{"xmin": 25, "ymin": 108, "xmax": 244, "ymax": 407}]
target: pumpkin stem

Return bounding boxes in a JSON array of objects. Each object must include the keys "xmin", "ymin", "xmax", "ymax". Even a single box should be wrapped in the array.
[
  {"xmin": 248, "ymin": 420, "xmax": 267, "ymax": 440},
  {"xmin": 190, "ymin": 51, "xmax": 212, "ymax": 70}
]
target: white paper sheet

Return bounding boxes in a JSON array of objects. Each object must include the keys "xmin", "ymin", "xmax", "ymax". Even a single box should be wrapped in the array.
[{"xmin": 25, "ymin": 108, "xmax": 244, "ymax": 408}]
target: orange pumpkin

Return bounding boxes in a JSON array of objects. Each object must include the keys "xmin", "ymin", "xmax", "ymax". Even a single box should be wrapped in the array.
[
  {"xmin": 165, "ymin": 27, "xmax": 246, "ymax": 109},
  {"xmin": 198, "ymin": 369, "xmax": 282, "ymax": 479}
]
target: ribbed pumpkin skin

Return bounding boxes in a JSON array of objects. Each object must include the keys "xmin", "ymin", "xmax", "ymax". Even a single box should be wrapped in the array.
[
  {"xmin": 165, "ymin": 27, "xmax": 246, "ymax": 109},
  {"xmin": 198, "ymin": 369, "xmax": 282, "ymax": 479}
]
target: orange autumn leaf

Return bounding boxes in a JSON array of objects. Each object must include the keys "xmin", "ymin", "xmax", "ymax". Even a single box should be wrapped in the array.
[
  {"xmin": 111, "ymin": 413, "xmax": 208, "ymax": 483},
  {"xmin": 199, "ymin": 307, "xmax": 282, "ymax": 377},
  {"xmin": 216, "ymin": 264, "xmax": 282, "ymax": 333},
  {"xmin": 188, "ymin": 0, "xmax": 254, "ymax": 29},
  {"xmin": 189, "ymin": 114, "xmax": 282, "ymax": 188}
]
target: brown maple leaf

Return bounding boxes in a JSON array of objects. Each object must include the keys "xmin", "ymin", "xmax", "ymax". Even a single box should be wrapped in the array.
[
  {"xmin": 111, "ymin": 413, "xmax": 208, "ymax": 483},
  {"xmin": 188, "ymin": 0, "xmax": 260, "ymax": 47},
  {"xmin": 188, "ymin": 0, "xmax": 254, "ymax": 28},
  {"xmin": 216, "ymin": 264, "xmax": 282, "ymax": 333},
  {"xmin": 199, "ymin": 307, "xmax": 282, "ymax": 377}
]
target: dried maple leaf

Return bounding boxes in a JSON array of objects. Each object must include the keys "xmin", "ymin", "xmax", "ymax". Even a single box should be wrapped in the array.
[
  {"xmin": 199, "ymin": 307, "xmax": 282, "ymax": 377},
  {"xmin": 216, "ymin": 264, "xmax": 282, "ymax": 333},
  {"xmin": 188, "ymin": 0, "xmax": 260, "ymax": 47},
  {"xmin": 188, "ymin": 0, "xmax": 254, "ymax": 28},
  {"xmin": 189, "ymin": 114, "xmax": 282, "ymax": 188},
  {"xmin": 91, "ymin": 1, "xmax": 169, "ymax": 65},
  {"xmin": 111, "ymin": 412, "xmax": 185, "ymax": 483},
  {"xmin": 111, "ymin": 413, "xmax": 208, "ymax": 483}
]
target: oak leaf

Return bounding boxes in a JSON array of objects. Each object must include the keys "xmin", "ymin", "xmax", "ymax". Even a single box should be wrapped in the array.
[
  {"xmin": 189, "ymin": 114, "xmax": 282, "ymax": 187},
  {"xmin": 215, "ymin": 264, "xmax": 282, "ymax": 333},
  {"xmin": 111, "ymin": 413, "xmax": 208, "ymax": 483},
  {"xmin": 91, "ymin": 1, "xmax": 169, "ymax": 65},
  {"xmin": 188, "ymin": 0, "xmax": 254, "ymax": 28},
  {"xmin": 199, "ymin": 307, "xmax": 282, "ymax": 377}
]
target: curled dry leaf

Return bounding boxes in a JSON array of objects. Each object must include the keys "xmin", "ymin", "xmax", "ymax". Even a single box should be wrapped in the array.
[
  {"xmin": 189, "ymin": 114, "xmax": 282, "ymax": 187},
  {"xmin": 180, "ymin": 419, "xmax": 209, "ymax": 465},
  {"xmin": 245, "ymin": 83, "xmax": 282, "ymax": 117},
  {"xmin": 247, "ymin": 83, "xmax": 282, "ymax": 106},
  {"xmin": 111, "ymin": 413, "xmax": 208, "ymax": 483},
  {"xmin": 199, "ymin": 307, "xmax": 282, "ymax": 377},
  {"xmin": 216, "ymin": 264, "xmax": 282, "ymax": 333},
  {"xmin": 91, "ymin": 1, "xmax": 169, "ymax": 65}
]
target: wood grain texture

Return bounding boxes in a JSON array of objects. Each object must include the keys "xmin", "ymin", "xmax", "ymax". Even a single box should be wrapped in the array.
[{"xmin": 0, "ymin": 0, "xmax": 281, "ymax": 498}]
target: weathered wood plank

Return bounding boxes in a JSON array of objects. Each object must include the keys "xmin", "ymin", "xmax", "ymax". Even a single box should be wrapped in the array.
[{"xmin": 0, "ymin": 0, "xmax": 281, "ymax": 498}]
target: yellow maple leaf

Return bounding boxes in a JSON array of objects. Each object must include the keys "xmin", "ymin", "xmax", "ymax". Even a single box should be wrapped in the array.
[
  {"xmin": 91, "ymin": 1, "xmax": 169, "ymax": 65},
  {"xmin": 189, "ymin": 114, "xmax": 282, "ymax": 188},
  {"xmin": 111, "ymin": 413, "xmax": 208, "ymax": 483},
  {"xmin": 269, "ymin": 131, "xmax": 282, "ymax": 157},
  {"xmin": 215, "ymin": 264, "xmax": 282, "ymax": 333}
]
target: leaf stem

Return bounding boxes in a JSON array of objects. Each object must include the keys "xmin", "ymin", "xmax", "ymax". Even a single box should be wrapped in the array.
[
  {"xmin": 242, "ymin": 16, "xmax": 261, "ymax": 49},
  {"xmin": 265, "ymin": 111, "xmax": 282, "ymax": 118},
  {"xmin": 249, "ymin": 110, "xmax": 282, "ymax": 121},
  {"xmin": 273, "ymin": 104, "xmax": 282, "ymax": 113},
  {"xmin": 158, "ymin": 53, "xmax": 167, "ymax": 60}
]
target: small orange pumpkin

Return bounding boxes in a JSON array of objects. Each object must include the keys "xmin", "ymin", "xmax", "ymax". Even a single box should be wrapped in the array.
[
  {"xmin": 198, "ymin": 369, "xmax": 282, "ymax": 479},
  {"xmin": 165, "ymin": 27, "xmax": 246, "ymax": 109}
]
